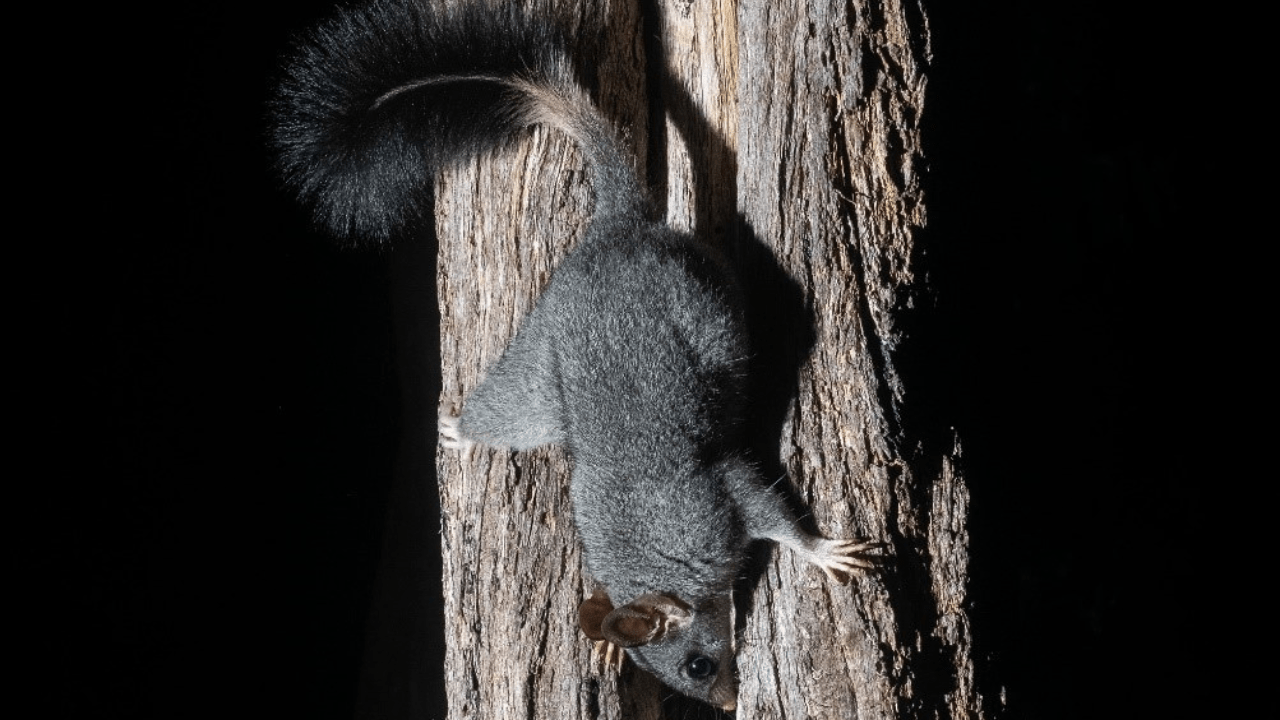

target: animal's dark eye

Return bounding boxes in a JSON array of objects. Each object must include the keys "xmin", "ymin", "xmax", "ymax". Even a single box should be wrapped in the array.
[{"xmin": 686, "ymin": 655, "xmax": 716, "ymax": 679}]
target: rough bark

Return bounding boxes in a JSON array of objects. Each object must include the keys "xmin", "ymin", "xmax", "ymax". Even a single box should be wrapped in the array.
[{"xmin": 434, "ymin": 1, "xmax": 983, "ymax": 718}]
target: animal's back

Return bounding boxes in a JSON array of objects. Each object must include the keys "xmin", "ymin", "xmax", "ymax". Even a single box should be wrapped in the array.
[
  {"xmin": 547, "ymin": 221, "xmax": 747, "ymax": 463},
  {"xmin": 541, "ymin": 220, "xmax": 750, "ymax": 599}
]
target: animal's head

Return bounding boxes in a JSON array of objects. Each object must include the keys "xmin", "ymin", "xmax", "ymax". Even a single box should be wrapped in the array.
[{"xmin": 579, "ymin": 589, "xmax": 737, "ymax": 710}]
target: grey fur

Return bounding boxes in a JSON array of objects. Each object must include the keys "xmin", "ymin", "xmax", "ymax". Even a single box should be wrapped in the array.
[{"xmin": 274, "ymin": 0, "xmax": 877, "ymax": 708}]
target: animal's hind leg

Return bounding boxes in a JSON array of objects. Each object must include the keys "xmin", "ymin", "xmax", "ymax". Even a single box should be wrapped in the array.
[{"xmin": 440, "ymin": 306, "xmax": 566, "ymax": 452}]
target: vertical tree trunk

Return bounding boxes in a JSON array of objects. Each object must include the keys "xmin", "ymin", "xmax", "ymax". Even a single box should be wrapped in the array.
[{"xmin": 432, "ymin": 0, "xmax": 983, "ymax": 717}]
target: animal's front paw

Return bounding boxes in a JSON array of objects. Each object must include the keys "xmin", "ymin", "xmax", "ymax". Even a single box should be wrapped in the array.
[
  {"xmin": 438, "ymin": 409, "xmax": 475, "ymax": 456},
  {"xmin": 591, "ymin": 639, "xmax": 625, "ymax": 674},
  {"xmin": 798, "ymin": 538, "xmax": 883, "ymax": 584}
]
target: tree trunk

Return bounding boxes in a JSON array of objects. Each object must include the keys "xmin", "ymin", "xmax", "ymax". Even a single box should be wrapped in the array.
[{"xmin": 431, "ymin": 1, "xmax": 983, "ymax": 718}]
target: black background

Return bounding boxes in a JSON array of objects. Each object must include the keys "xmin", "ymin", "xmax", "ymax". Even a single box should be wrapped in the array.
[{"xmin": 60, "ymin": 1, "xmax": 1221, "ymax": 717}]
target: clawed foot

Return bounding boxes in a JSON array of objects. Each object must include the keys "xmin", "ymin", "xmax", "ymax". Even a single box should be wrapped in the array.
[
  {"xmin": 591, "ymin": 639, "xmax": 625, "ymax": 673},
  {"xmin": 797, "ymin": 538, "xmax": 883, "ymax": 585},
  {"xmin": 438, "ymin": 409, "xmax": 475, "ymax": 458}
]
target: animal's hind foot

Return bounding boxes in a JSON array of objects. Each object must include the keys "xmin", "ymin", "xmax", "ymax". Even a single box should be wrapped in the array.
[{"xmin": 438, "ymin": 408, "xmax": 476, "ymax": 458}]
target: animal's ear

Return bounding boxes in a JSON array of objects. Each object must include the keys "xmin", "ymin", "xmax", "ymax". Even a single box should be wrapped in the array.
[
  {"xmin": 578, "ymin": 589, "xmax": 615, "ymax": 642},
  {"xmin": 599, "ymin": 593, "xmax": 691, "ymax": 648}
]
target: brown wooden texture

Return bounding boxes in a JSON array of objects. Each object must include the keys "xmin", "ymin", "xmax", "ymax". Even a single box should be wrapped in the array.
[{"xmin": 434, "ymin": 1, "xmax": 985, "ymax": 718}]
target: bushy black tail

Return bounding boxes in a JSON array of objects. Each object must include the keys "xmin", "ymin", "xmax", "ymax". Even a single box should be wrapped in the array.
[{"xmin": 273, "ymin": 0, "xmax": 644, "ymax": 243}]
